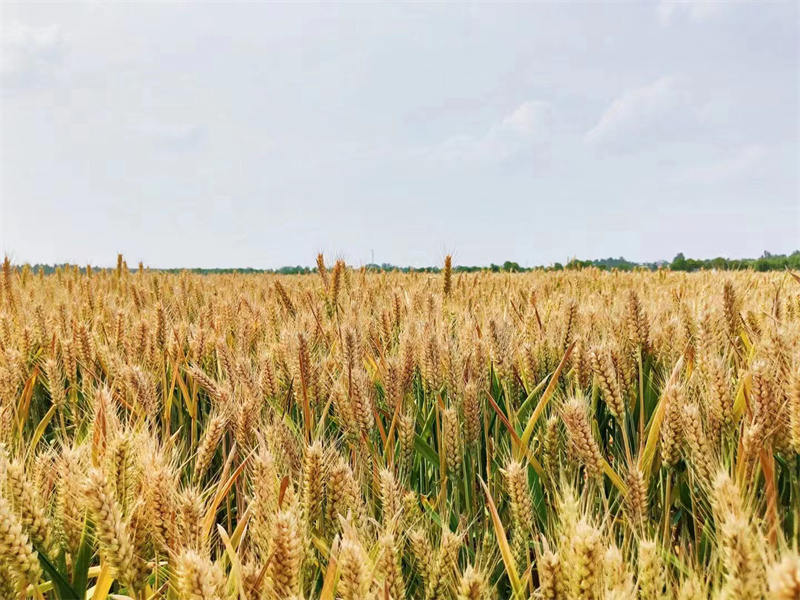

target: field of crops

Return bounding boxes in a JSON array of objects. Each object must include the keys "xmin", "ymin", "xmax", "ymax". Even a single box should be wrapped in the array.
[{"xmin": 0, "ymin": 255, "xmax": 798, "ymax": 600}]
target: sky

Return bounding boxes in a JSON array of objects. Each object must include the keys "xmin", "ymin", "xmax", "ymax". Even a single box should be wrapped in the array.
[{"xmin": 1, "ymin": 1, "xmax": 798, "ymax": 269}]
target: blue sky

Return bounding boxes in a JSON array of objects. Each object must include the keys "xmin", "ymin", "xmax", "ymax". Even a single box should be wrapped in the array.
[{"xmin": 2, "ymin": 1, "xmax": 798, "ymax": 268}]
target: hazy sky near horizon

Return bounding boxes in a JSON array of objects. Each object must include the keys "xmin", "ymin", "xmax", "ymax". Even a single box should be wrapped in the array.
[{"xmin": 2, "ymin": 1, "xmax": 798, "ymax": 268}]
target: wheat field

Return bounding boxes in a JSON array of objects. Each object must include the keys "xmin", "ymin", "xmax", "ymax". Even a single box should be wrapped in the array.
[{"xmin": 0, "ymin": 255, "xmax": 798, "ymax": 600}]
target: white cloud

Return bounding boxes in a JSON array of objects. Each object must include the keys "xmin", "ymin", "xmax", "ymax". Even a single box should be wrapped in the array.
[
  {"xmin": 657, "ymin": 1, "xmax": 725, "ymax": 26},
  {"xmin": 1, "ymin": 22, "xmax": 68, "ymax": 86},
  {"xmin": 681, "ymin": 144, "xmax": 768, "ymax": 183},
  {"xmin": 502, "ymin": 101, "xmax": 550, "ymax": 135},
  {"xmin": 585, "ymin": 75, "xmax": 711, "ymax": 153},
  {"xmin": 431, "ymin": 101, "xmax": 552, "ymax": 166}
]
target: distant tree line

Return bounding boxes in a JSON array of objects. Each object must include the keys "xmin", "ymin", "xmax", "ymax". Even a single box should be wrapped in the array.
[
  {"xmin": 555, "ymin": 252, "xmax": 800, "ymax": 272},
  {"xmin": 21, "ymin": 251, "xmax": 800, "ymax": 274},
  {"xmin": 667, "ymin": 251, "xmax": 800, "ymax": 272}
]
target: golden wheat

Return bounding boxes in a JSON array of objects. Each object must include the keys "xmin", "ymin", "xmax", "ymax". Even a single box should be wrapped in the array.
[{"xmin": 0, "ymin": 258, "xmax": 797, "ymax": 599}]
